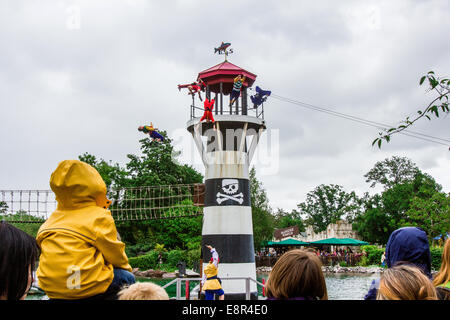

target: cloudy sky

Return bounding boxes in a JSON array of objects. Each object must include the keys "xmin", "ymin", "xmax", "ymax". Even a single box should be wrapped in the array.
[{"xmin": 1, "ymin": 0, "xmax": 449, "ymax": 212}]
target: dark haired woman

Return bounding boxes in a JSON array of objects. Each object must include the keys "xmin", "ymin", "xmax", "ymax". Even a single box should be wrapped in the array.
[{"xmin": 0, "ymin": 221, "xmax": 40, "ymax": 300}]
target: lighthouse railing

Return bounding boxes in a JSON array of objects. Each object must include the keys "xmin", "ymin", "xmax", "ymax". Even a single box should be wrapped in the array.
[
  {"xmin": 162, "ymin": 277, "xmax": 266, "ymax": 300},
  {"xmin": 190, "ymin": 97, "xmax": 264, "ymax": 120}
]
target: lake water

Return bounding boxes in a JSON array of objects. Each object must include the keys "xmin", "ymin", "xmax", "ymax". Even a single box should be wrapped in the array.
[
  {"xmin": 257, "ymin": 273, "xmax": 378, "ymax": 300},
  {"xmin": 27, "ymin": 273, "xmax": 379, "ymax": 300}
]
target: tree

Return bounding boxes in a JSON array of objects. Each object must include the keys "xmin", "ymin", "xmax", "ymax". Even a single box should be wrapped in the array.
[
  {"xmin": 274, "ymin": 208, "xmax": 305, "ymax": 232},
  {"xmin": 353, "ymin": 168, "xmax": 444, "ymax": 244},
  {"xmin": 79, "ymin": 132, "xmax": 203, "ymax": 189},
  {"xmin": 125, "ymin": 132, "xmax": 203, "ymax": 187},
  {"xmin": 373, "ymin": 71, "xmax": 450, "ymax": 148},
  {"xmin": 298, "ymin": 184, "xmax": 361, "ymax": 233},
  {"xmin": 0, "ymin": 201, "xmax": 7, "ymax": 214},
  {"xmin": 364, "ymin": 156, "xmax": 420, "ymax": 189},
  {"xmin": 352, "ymin": 195, "xmax": 392, "ymax": 244},
  {"xmin": 249, "ymin": 167, "xmax": 275, "ymax": 251},
  {"xmin": 78, "ymin": 131, "xmax": 204, "ymax": 250},
  {"xmin": 403, "ymin": 192, "xmax": 450, "ymax": 242},
  {"xmin": 78, "ymin": 153, "xmax": 128, "ymax": 190}
]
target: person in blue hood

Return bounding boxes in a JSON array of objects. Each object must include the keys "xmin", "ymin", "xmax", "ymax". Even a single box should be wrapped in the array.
[{"xmin": 364, "ymin": 227, "xmax": 432, "ymax": 300}]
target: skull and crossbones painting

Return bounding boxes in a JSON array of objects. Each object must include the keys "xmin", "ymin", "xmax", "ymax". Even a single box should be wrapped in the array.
[{"xmin": 216, "ymin": 179, "xmax": 244, "ymax": 204}]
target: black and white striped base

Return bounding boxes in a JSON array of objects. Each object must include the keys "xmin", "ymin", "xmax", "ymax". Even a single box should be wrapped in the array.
[{"xmin": 201, "ymin": 154, "xmax": 258, "ymax": 300}]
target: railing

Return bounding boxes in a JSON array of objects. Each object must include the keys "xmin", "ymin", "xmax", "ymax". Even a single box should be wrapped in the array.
[
  {"xmin": 162, "ymin": 277, "xmax": 265, "ymax": 300},
  {"xmin": 189, "ymin": 90, "xmax": 265, "ymax": 121}
]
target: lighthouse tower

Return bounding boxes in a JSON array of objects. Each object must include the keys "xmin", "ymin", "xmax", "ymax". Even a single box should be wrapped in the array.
[{"xmin": 186, "ymin": 56, "xmax": 266, "ymax": 300}]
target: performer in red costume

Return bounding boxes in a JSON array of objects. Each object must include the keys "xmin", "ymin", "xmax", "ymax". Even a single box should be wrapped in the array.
[
  {"xmin": 199, "ymin": 98, "xmax": 216, "ymax": 130},
  {"xmin": 178, "ymin": 78, "xmax": 206, "ymax": 101},
  {"xmin": 200, "ymin": 98, "xmax": 215, "ymax": 123}
]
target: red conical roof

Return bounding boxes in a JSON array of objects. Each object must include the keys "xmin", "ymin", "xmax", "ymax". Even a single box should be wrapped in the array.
[{"xmin": 197, "ymin": 60, "xmax": 257, "ymax": 94}]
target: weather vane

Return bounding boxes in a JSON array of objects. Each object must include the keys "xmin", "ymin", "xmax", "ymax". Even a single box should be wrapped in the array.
[{"xmin": 214, "ymin": 42, "xmax": 233, "ymax": 61}]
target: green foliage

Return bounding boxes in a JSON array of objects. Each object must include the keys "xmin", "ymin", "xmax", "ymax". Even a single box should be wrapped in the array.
[
  {"xmin": 402, "ymin": 192, "xmax": 450, "ymax": 242},
  {"xmin": 128, "ymin": 251, "xmax": 160, "ymax": 270},
  {"xmin": 352, "ymin": 196, "xmax": 392, "ymax": 244},
  {"xmin": 339, "ymin": 261, "xmax": 348, "ymax": 267},
  {"xmin": 1, "ymin": 211, "xmax": 43, "ymax": 237},
  {"xmin": 186, "ymin": 247, "xmax": 201, "ymax": 269},
  {"xmin": 129, "ymin": 247, "xmax": 201, "ymax": 271},
  {"xmin": 125, "ymin": 243, "xmax": 154, "ymax": 258},
  {"xmin": 79, "ymin": 134, "xmax": 203, "ymax": 252},
  {"xmin": 0, "ymin": 201, "xmax": 7, "ymax": 214},
  {"xmin": 373, "ymin": 71, "xmax": 450, "ymax": 148},
  {"xmin": 166, "ymin": 249, "xmax": 185, "ymax": 267},
  {"xmin": 363, "ymin": 156, "xmax": 420, "ymax": 189},
  {"xmin": 361, "ymin": 245, "xmax": 385, "ymax": 266},
  {"xmin": 274, "ymin": 208, "xmax": 305, "ymax": 232},
  {"xmin": 298, "ymin": 184, "xmax": 361, "ymax": 233},
  {"xmin": 353, "ymin": 158, "xmax": 446, "ymax": 245},
  {"xmin": 358, "ymin": 255, "xmax": 369, "ymax": 267},
  {"xmin": 430, "ymin": 247, "xmax": 444, "ymax": 270},
  {"xmin": 250, "ymin": 167, "xmax": 275, "ymax": 251}
]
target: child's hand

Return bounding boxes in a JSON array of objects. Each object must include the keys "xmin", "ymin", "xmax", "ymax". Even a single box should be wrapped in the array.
[{"xmin": 206, "ymin": 245, "xmax": 212, "ymax": 251}]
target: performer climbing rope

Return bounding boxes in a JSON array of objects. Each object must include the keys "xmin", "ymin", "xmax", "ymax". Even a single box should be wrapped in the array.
[
  {"xmin": 199, "ymin": 98, "xmax": 216, "ymax": 129},
  {"xmin": 201, "ymin": 245, "xmax": 225, "ymax": 300},
  {"xmin": 178, "ymin": 78, "xmax": 206, "ymax": 101},
  {"xmin": 250, "ymin": 85, "xmax": 271, "ymax": 108},
  {"xmin": 229, "ymin": 74, "xmax": 246, "ymax": 107}
]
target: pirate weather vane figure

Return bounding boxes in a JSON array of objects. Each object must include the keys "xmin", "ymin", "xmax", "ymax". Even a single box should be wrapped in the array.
[{"xmin": 214, "ymin": 42, "xmax": 233, "ymax": 61}]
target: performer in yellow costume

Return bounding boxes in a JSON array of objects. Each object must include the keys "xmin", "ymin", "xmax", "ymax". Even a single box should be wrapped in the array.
[{"xmin": 201, "ymin": 245, "xmax": 225, "ymax": 300}]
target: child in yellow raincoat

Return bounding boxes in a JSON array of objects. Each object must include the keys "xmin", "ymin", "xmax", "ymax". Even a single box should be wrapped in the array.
[
  {"xmin": 36, "ymin": 160, "xmax": 135, "ymax": 300},
  {"xmin": 201, "ymin": 245, "xmax": 225, "ymax": 300}
]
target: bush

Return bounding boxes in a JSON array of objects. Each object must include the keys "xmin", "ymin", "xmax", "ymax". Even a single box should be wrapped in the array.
[
  {"xmin": 186, "ymin": 247, "xmax": 201, "ymax": 269},
  {"xmin": 166, "ymin": 250, "xmax": 186, "ymax": 268},
  {"xmin": 129, "ymin": 253, "xmax": 156, "ymax": 270},
  {"xmin": 129, "ymin": 250, "xmax": 164, "ymax": 270},
  {"xmin": 358, "ymin": 255, "xmax": 369, "ymax": 267},
  {"xmin": 125, "ymin": 243, "xmax": 154, "ymax": 258},
  {"xmin": 361, "ymin": 245, "xmax": 385, "ymax": 266},
  {"xmin": 339, "ymin": 261, "xmax": 348, "ymax": 267},
  {"xmin": 430, "ymin": 247, "xmax": 443, "ymax": 270}
]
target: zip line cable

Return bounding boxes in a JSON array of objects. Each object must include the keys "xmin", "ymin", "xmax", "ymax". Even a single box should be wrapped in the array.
[
  {"xmin": 251, "ymin": 88, "xmax": 450, "ymax": 147},
  {"xmin": 270, "ymin": 94, "xmax": 450, "ymax": 147},
  {"xmin": 271, "ymin": 93, "xmax": 450, "ymax": 143}
]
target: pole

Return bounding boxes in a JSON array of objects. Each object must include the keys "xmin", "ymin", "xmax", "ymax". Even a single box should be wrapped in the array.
[
  {"xmin": 176, "ymin": 278, "xmax": 181, "ymax": 300},
  {"xmin": 185, "ymin": 280, "xmax": 190, "ymax": 300},
  {"xmin": 262, "ymin": 278, "xmax": 265, "ymax": 297},
  {"xmin": 198, "ymin": 255, "xmax": 203, "ymax": 300}
]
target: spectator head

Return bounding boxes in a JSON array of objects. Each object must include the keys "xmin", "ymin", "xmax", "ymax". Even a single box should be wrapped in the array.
[
  {"xmin": 0, "ymin": 222, "xmax": 40, "ymax": 300},
  {"xmin": 117, "ymin": 282, "xmax": 169, "ymax": 300},
  {"xmin": 433, "ymin": 238, "xmax": 450, "ymax": 288},
  {"xmin": 385, "ymin": 227, "xmax": 431, "ymax": 278},
  {"xmin": 377, "ymin": 264, "xmax": 437, "ymax": 300},
  {"xmin": 50, "ymin": 160, "xmax": 111, "ymax": 210},
  {"xmin": 265, "ymin": 249, "xmax": 328, "ymax": 300}
]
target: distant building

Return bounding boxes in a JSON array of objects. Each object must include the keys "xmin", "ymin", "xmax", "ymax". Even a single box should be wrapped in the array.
[{"xmin": 273, "ymin": 220, "xmax": 361, "ymax": 243}]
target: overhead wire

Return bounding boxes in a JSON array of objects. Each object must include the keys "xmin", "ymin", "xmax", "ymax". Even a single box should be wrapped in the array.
[{"xmin": 248, "ymin": 87, "xmax": 450, "ymax": 147}]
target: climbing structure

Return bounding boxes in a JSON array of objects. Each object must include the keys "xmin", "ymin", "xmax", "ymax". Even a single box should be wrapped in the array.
[
  {"xmin": 0, "ymin": 184, "xmax": 205, "ymax": 223},
  {"xmin": 185, "ymin": 51, "xmax": 267, "ymax": 300}
]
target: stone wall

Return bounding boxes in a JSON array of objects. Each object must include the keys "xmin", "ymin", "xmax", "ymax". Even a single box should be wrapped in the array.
[{"xmin": 291, "ymin": 220, "xmax": 361, "ymax": 243}]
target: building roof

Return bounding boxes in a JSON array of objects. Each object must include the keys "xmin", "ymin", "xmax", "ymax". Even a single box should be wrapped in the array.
[
  {"xmin": 309, "ymin": 237, "xmax": 369, "ymax": 246},
  {"xmin": 197, "ymin": 60, "xmax": 257, "ymax": 92},
  {"xmin": 267, "ymin": 238, "xmax": 310, "ymax": 246}
]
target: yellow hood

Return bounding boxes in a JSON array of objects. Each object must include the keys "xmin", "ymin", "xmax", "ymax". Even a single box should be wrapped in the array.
[
  {"xmin": 36, "ymin": 160, "xmax": 131, "ymax": 299},
  {"xmin": 50, "ymin": 160, "xmax": 111, "ymax": 210}
]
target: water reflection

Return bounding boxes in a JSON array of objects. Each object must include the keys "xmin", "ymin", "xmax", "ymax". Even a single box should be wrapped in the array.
[
  {"xmin": 27, "ymin": 273, "xmax": 380, "ymax": 300},
  {"xmin": 257, "ymin": 273, "xmax": 379, "ymax": 300}
]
